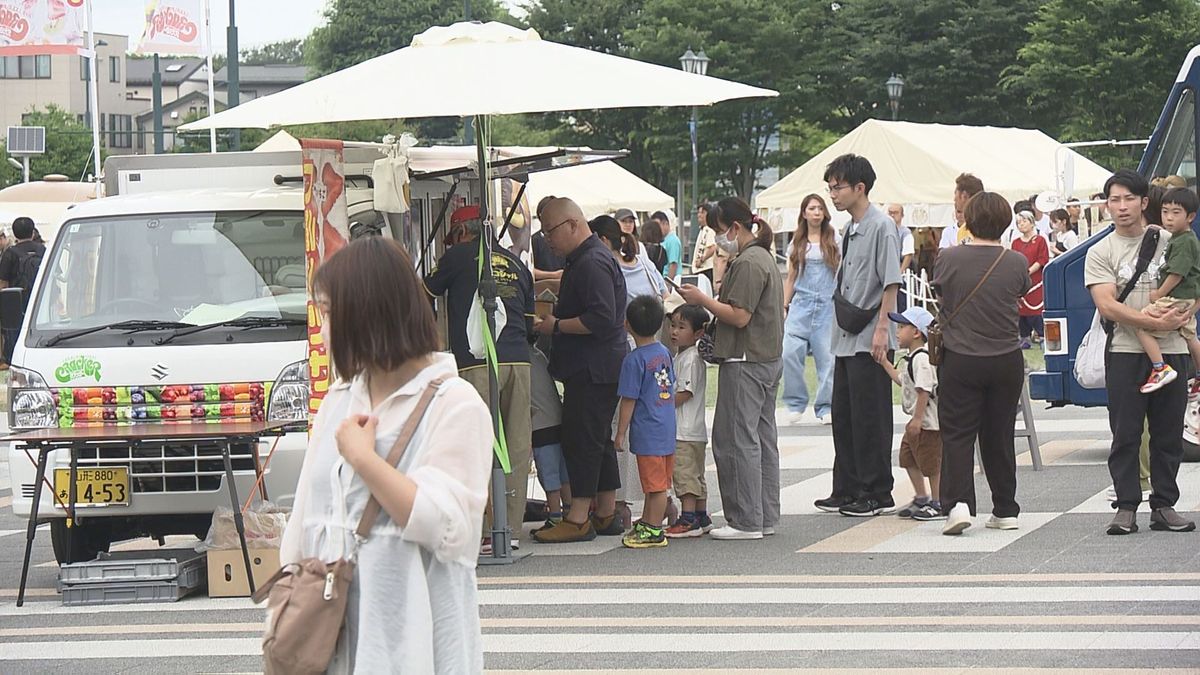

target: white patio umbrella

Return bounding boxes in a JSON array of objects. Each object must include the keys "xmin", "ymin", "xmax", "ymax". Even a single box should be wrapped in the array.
[
  {"xmin": 182, "ymin": 20, "xmax": 777, "ymax": 564},
  {"xmin": 180, "ymin": 22, "xmax": 777, "ymax": 131}
]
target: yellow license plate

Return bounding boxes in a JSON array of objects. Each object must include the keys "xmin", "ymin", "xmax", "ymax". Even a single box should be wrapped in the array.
[{"xmin": 53, "ymin": 468, "xmax": 130, "ymax": 506}]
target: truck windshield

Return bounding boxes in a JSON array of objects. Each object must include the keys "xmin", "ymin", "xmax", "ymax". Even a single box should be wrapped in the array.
[
  {"xmin": 29, "ymin": 210, "xmax": 308, "ymax": 346},
  {"xmin": 1146, "ymin": 88, "xmax": 1197, "ymax": 184}
]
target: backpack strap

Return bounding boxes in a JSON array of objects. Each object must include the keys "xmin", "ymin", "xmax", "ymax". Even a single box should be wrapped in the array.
[{"xmin": 1102, "ymin": 228, "xmax": 1161, "ymax": 335}]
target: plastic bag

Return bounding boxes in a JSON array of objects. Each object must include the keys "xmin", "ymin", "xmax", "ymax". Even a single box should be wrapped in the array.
[
  {"xmin": 1073, "ymin": 310, "xmax": 1107, "ymax": 389},
  {"xmin": 467, "ymin": 291, "xmax": 507, "ymax": 360},
  {"xmin": 196, "ymin": 502, "xmax": 289, "ymax": 551}
]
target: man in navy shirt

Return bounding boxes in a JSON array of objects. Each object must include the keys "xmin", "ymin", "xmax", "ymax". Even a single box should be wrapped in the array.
[
  {"xmin": 424, "ymin": 205, "xmax": 535, "ymax": 550},
  {"xmin": 531, "ymin": 197, "xmax": 629, "ymax": 543}
]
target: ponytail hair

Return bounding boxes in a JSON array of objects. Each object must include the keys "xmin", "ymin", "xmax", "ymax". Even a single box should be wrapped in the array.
[
  {"xmin": 588, "ymin": 214, "xmax": 638, "ymax": 263},
  {"xmin": 716, "ymin": 196, "xmax": 774, "ymax": 251}
]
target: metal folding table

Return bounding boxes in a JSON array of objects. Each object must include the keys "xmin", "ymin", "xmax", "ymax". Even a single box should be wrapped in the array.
[{"xmin": 4, "ymin": 420, "xmax": 291, "ymax": 606}]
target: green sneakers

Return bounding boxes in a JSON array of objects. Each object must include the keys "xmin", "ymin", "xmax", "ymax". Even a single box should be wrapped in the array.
[{"xmin": 622, "ymin": 521, "xmax": 667, "ymax": 549}]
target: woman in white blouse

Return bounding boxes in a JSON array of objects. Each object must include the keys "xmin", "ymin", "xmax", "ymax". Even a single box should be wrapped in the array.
[{"xmin": 278, "ymin": 237, "xmax": 493, "ymax": 673}]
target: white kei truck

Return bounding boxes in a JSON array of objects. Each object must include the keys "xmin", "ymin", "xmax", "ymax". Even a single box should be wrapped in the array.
[{"xmin": 4, "ymin": 147, "xmax": 474, "ymax": 564}]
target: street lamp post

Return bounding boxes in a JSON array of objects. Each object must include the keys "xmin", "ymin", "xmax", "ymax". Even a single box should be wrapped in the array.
[
  {"xmin": 886, "ymin": 73, "xmax": 905, "ymax": 121},
  {"xmin": 680, "ymin": 48, "xmax": 710, "ymax": 257}
]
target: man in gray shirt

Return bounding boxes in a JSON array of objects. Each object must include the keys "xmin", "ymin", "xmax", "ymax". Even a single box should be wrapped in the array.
[{"xmin": 815, "ymin": 154, "xmax": 902, "ymax": 517}]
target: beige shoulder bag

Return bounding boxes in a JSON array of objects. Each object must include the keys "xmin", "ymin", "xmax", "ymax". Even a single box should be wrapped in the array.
[{"xmin": 254, "ymin": 377, "xmax": 445, "ymax": 675}]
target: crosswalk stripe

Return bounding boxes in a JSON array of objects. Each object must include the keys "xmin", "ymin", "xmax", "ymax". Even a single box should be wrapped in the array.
[
  {"xmin": 476, "ymin": 585, "xmax": 1200, "ymax": 606},
  {"xmin": 4, "ymin": 615, "xmax": 1196, "ymax": 639},
  {"xmin": 5, "ymin": 630, "xmax": 1196, "ymax": 660},
  {"xmin": 476, "ymin": 572, "xmax": 1200, "ymax": 585}
]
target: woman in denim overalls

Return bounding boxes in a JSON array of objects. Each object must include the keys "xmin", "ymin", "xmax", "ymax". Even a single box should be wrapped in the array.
[{"xmin": 783, "ymin": 194, "xmax": 841, "ymax": 425}]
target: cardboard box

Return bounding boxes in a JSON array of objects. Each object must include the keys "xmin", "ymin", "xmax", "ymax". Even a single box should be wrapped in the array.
[{"xmin": 206, "ymin": 548, "xmax": 279, "ymax": 598}]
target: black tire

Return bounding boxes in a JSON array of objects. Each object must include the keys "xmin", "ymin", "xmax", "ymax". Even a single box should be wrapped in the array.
[
  {"xmin": 1184, "ymin": 439, "xmax": 1200, "ymax": 463},
  {"xmin": 50, "ymin": 520, "xmax": 111, "ymax": 565}
]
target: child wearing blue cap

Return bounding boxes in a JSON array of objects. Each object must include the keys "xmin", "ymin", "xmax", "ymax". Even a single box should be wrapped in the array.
[{"xmin": 880, "ymin": 306, "xmax": 943, "ymax": 521}]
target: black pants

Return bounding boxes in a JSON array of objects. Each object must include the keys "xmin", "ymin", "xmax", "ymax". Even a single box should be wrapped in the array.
[
  {"xmin": 831, "ymin": 353, "xmax": 895, "ymax": 502},
  {"xmin": 1019, "ymin": 315, "xmax": 1044, "ymax": 339},
  {"xmin": 938, "ymin": 349, "xmax": 1024, "ymax": 517},
  {"xmin": 1105, "ymin": 351, "xmax": 1189, "ymax": 510},
  {"xmin": 560, "ymin": 370, "xmax": 621, "ymax": 499}
]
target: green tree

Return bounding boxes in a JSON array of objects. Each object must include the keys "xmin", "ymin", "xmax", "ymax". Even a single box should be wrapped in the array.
[
  {"xmin": 241, "ymin": 39, "xmax": 307, "ymax": 66},
  {"xmin": 307, "ymin": 0, "xmax": 513, "ymax": 142},
  {"xmin": 1003, "ymin": 0, "xmax": 1200, "ymax": 168},
  {"xmin": 173, "ymin": 112, "xmax": 271, "ymax": 153},
  {"xmin": 0, "ymin": 105, "xmax": 103, "ymax": 188}
]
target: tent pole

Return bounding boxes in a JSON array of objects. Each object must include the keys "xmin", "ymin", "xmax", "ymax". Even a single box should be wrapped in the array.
[{"xmin": 475, "ymin": 115, "xmax": 519, "ymax": 565}]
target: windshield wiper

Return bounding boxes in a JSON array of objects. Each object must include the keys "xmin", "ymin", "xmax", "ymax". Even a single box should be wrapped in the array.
[
  {"xmin": 43, "ymin": 320, "xmax": 194, "ymax": 347},
  {"xmin": 154, "ymin": 316, "xmax": 305, "ymax": 346}
]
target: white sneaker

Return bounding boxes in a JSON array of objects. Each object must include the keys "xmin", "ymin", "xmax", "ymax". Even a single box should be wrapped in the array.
[
  {"xmin": 942, "ymin": 503, "xmax": 972, "ymax": 536},
  {"xmin": 985, "ymin": 515, "xmax": 1019, "ymax": 530},
  {"xmin": 709, "ymin": 526, "xmax": 763, "ymax": 540},
  {"xmin": 762, "ymin": 527, "xmax": 776, "ymax": 536},
  {"xmin": 786, "ymin": 411, "xmax": 806, "ymax": 426},
  {"xmin": 817, "ymin": 414, "xmax": 832, "ymax": 425}
]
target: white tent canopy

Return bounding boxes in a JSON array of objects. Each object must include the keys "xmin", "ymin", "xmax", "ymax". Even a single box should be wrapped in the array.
[
  {"xmin": 253, "ymin": 132, "xmax": 669, "ymax": 216},
  {"xmin": 756, "ymin": 120, "xmax": 1113, "ymax": 229},
  {"xmin": 525, "ymin": 160, "xmax": 671, "ymax": 218},
  {"xmin": 182, "ymin": 22, "xmax": 777, "ymax": 131}
]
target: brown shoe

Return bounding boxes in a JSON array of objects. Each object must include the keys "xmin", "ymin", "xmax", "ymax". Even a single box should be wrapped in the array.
[
  {"xmin": 1150, "ymin": 507, "xmax": 1196, "ymax": 532},
  {"xmin": 532, "ymin": 517, "xmax": 596, "ymax": 544},
  {"xmin": 1106, "ymin": 508, "xmax": 1137, "ymax": 535},
  {"xmin": 592, "ymin": 513, "xmax": 625, "ymax": 536}
]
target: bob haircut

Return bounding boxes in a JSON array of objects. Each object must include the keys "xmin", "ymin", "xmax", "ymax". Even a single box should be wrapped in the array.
[
  {"xmin": 964, "ymin": 192, "xmax": 1013, "ymax": 241},
  {"xmin": 312, "ymin": 237, "xmax": 439, "ymax": 380}
]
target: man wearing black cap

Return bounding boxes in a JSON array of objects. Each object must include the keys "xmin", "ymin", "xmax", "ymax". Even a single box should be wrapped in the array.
[{"xmin": 424, "ymin": 205, "xmax": 535, "ymax": 551}]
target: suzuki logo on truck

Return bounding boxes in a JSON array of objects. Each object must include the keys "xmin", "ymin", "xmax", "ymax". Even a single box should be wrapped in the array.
[{"xmin": 151, "ymin": 363, "xmax": 169, "ymax": 381}]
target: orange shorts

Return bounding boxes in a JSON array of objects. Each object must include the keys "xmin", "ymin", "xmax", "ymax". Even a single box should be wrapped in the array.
[{"xmin": 636, "ymin": 454, "xmax": 675, "ymax": 494}]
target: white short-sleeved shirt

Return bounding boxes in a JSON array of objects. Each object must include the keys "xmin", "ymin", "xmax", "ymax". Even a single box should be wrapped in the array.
[
  {"xmin": 901, "ymin": 348, "xmax": 938, "ymax": 430},
  {"xmin": 673, "ymin": 346, "xmax": 707, "ymax": 442},
  {"xmin": 898, "ymin": 224, "xmax": 915, "ymax": 258}
]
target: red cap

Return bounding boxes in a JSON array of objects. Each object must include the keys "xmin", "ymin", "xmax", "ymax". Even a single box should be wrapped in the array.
[{"xmin": 451, "ymin": 205, "xmax": 481, "ymax": 225}]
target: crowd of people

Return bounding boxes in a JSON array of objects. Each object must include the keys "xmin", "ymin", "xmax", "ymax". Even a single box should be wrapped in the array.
[{"xmin": 271, "ymin": 151, "xmax": 1199, "ymax": 669}]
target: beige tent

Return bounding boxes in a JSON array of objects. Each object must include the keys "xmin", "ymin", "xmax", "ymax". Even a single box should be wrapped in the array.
[{"xmin": 756, "ymin": 120, "xmax": 1112, "ymax": 229}]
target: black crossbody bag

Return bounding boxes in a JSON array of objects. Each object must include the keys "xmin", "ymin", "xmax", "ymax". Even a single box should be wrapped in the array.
[{"xmin": 833, "ymin": 229, "xmax": 881, "ymax": 334}]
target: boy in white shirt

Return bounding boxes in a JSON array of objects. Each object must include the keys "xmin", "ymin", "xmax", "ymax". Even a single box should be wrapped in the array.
[
  {"xmin": 664, "ymin": 304, "xmax": 713, "ymax": 537},
  {"xmin": 880, "ymin": 307, "xmax": 943, "ymax": 521}
]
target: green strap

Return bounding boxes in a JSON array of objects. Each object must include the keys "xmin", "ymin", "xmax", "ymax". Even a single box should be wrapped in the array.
[{"xmin": 477, "ymin": 234, "xmax": 512, "ymax": 473}]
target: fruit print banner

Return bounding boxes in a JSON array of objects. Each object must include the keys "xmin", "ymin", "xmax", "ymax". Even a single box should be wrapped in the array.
[
  {"xmin": 52, "ymin": 382, "xmax": 270, "ymax": 428},
  {"xmin": 136, "ymin": 0, "xmax": 204, "ymax": 56},
  {"xmin": 0, "ymin": 0, "xmax": 88, "ymax": 56},
  {"xmin": 301, "ymin": 138, "xmax": 349, "ymax": 417}
]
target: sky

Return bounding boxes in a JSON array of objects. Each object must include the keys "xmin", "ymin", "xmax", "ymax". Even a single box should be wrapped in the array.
[{"xmin": 92, "ymin": 0, "xmax": 329, "ymax": 52}]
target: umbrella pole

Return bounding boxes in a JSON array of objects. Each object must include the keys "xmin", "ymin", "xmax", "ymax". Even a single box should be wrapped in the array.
[{"xmin": 474, "ymin": 115, "xmax": 526, "ymax": 565}]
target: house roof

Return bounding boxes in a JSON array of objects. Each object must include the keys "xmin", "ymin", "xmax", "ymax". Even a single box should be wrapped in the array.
[
  {"xmin": 134, "ymin": 89, "xmax": 227, "ymax": 124},
  {"xmin": 126, "ymin": 57, "xmax": 205, "ymax": 86},
  {"xmin": 214, "ymin": 64, "xmax": 309, "ymax": 86}
]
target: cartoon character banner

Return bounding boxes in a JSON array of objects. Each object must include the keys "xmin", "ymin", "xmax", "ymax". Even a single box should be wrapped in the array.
[
  {"xmin": 301, "ymin": 138, "xmax": 349, "ymax": 417},
  {"xmin": 135, "ymin": 0, "xmax": 204, "ymax": 56},
  {"xmin": 0, "ymin": 0, "xmax": 87, "ymax": 56}
]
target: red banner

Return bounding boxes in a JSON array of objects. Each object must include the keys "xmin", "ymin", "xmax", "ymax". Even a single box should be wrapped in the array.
[{"xmin": 302, "ymin": 139, "xmax": 349, "ymax": 417}]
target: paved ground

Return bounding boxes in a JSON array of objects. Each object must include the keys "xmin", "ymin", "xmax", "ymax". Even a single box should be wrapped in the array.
[{"xmin": 0, "ymin": 404, "xmax": 1198, "ymax": 673}]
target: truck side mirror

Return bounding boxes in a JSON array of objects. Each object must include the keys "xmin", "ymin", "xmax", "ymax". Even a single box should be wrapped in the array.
[{"xmin": 0, "ymin": 287, "xmax": 24, "ymax": 330}]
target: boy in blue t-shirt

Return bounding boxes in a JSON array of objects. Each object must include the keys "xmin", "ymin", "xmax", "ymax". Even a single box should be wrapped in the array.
[{"xmin": 615, "ymin": 295, "xmax": 677, "ymax": 548}]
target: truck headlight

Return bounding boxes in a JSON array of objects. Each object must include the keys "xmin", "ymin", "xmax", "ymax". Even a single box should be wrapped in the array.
[
  {"xmin": 9, "ymin": 366, "xmax": 57, "ymax": 429},
  {"xmin": 268, "ymin": 360, "xmax": 309, "ymax": 423}
]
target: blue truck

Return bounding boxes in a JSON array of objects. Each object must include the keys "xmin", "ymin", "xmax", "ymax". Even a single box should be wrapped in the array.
[{"xmin": 1030, "ymin": 45, "xmax": 1200, "ymax": 461}]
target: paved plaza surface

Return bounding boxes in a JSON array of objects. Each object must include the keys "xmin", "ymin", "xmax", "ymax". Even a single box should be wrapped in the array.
[{"xmin": 0, "ymin": 404, "xmax": 1197, "ymax": 673}]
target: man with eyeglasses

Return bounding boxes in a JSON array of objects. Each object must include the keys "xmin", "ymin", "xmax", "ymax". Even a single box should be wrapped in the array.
[
  {"xmin": 531, "ymin": 197, "xmax": 629, "ymax": 543},
  {"xmin": 815, "ymin": 154, "xmax": 902, "ymax": 518}
]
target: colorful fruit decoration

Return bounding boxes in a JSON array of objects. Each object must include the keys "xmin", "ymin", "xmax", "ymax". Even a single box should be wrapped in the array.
[
  {"xmin": 102, "ymin": 388, "xmax": 116, "ymax": 404},
  {"xmin": 249, "ymin": 383, "xmax": 265, "ymax": 402},
  {"xmin": 115, "ymin": 406, "xmax": 132, "ymax": 422},
  {"xmin": 146, "ymin": 405, "xmax": 162, "ymax": 420},
  {"xmin": 204, "ymin": 384, "xmax": 220, "ymax": 402},
  {"xmin": 220, "ymin": 402, "xmax": 235, "ymax": 417},
  {"xmin": 231, "ymin": 383, "xmax": 252, "ymax": 402},
  {"xmin": 102, "ymin": 408, "xmax": 117, "ymax": 421},
  {"xmin": 115, "ymin": 387, "xmax": 131, "ymax": 405},
  {"xmin": 130, "ymin": 388, "xmax": 147, "ymax": 405},
  {"xmin": 233, "ymin": 402, "xmax": 252, "ymax": 418},
  {"xmin": 131, "ymin": 406, "xmax": 148, "ymax": 421},
  {"xmin": 190, "ymin": 404, "xmax": 206, "ymax": 419}
]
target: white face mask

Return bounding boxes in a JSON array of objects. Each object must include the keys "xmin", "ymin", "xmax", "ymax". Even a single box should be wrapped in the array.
[{"xmin": 715, "ymin": 228, "xmax": 740, "ymax": 254}]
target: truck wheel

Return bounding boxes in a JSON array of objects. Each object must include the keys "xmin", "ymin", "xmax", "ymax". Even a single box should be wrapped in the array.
[
  {"xmin": 50, "ymin": 520, "xmax": 111, "ymax": 565},
  {"xmin": 1184, "ymin": 439, "xmax": 1200, "ymax": 463}
]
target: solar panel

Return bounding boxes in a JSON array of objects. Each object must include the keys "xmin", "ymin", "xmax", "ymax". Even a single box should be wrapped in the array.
[{"xmin": 6, "ymin": 126, "xmax": 46, "ymax": 156}]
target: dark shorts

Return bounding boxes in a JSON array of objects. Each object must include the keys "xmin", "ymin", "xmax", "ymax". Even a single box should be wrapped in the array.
[{"xmin": 560, "ymin": 371, "xmax": 621, "ymax": 498}]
